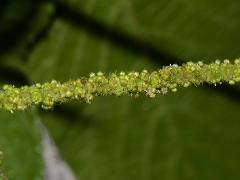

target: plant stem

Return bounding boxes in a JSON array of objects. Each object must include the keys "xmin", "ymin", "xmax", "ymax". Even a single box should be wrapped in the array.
[{"xmin": 1, "ymin": 59, "xmax": 240, "ymax": 112}]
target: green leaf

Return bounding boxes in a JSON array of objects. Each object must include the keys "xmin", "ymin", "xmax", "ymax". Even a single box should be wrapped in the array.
[
  {"xmin": 59, "ymin": 0, "xmax": 240, "ymax": 60},
  {"xmin": 0, "ymin": 1, "xmax": 54, "ymax": 70},
  {"xmin": 0, "ymin": 3, "xmax": 54, "ymax": 179},
  {"xmin": 0, "ymin": 110, "xmax": 43, "ymax": 179},
  {"xmin": 25, "ymin": 0, "xmax": 240, "ymax": 180},
  {"xmin": 42, "ymin": 90, "xmax": 240, "ymax": 180}
]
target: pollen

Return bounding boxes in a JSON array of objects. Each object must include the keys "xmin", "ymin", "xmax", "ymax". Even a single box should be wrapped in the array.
[{"xmin": 0, "ymin": 59, "xmax": 240, "ymax": 112}]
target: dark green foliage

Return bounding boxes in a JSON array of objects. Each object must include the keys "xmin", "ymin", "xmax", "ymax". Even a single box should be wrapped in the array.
[{"xmin": 0, "ymin": 0, "xmax": 240, "ymax": 179}]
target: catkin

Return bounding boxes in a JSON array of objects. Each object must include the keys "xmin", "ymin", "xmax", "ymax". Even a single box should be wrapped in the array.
[{"xmin": 1, "ymin": 59, "xmax": 240, "ymax": 112}]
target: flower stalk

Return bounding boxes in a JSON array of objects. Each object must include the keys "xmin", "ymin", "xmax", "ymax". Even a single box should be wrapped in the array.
[{"xmin": 1, "ymin": 59, "xmax": 240, "ymax": 112}]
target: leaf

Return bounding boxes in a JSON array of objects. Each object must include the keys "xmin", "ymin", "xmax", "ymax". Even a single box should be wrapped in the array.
[
  {"xmin": 0, "ymin": 1, "xmax": 54, "ymax": 71},
  {"xmin": 58, "ymin": 0, "xmax": 240, "ymax": 60},
  {"xmin": 0, "ymin": 2, "xmax": 55, "ymax": 179},
  {"xmin": 25, "ymin": 0, "xmax": 240, "ymax": 180},
  {"xmin": 41, "ymin": 90, "xmax": 240, "ymax": 180},
  {"xmin": 0, "ymin": 110, "xmax": 43, "ymax": 179}
]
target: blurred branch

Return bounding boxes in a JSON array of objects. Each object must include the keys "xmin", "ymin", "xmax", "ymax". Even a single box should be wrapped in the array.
[
  {"xmin": 53, "ymin": 1, "xmax": 177, "ymax": 65},
  {"xmin": 24, "ymin": 6, "xmax": 56, "ymax": 60}
]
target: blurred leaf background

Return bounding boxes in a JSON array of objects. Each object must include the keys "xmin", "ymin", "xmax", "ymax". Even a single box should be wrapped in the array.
[{"xmin": 1, "ymin": 0, "xmax": 240, "ymax": 179}]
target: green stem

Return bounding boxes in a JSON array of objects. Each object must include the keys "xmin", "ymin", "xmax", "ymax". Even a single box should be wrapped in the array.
[{"xmin": 1, "ymin": 59, "xmax": 240, "ymax": 112}]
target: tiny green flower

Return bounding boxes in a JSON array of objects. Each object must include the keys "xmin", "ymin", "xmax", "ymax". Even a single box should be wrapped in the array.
[{"xmin": 0, "ymin": 59, "xmax": 240, "ymax": 112}]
